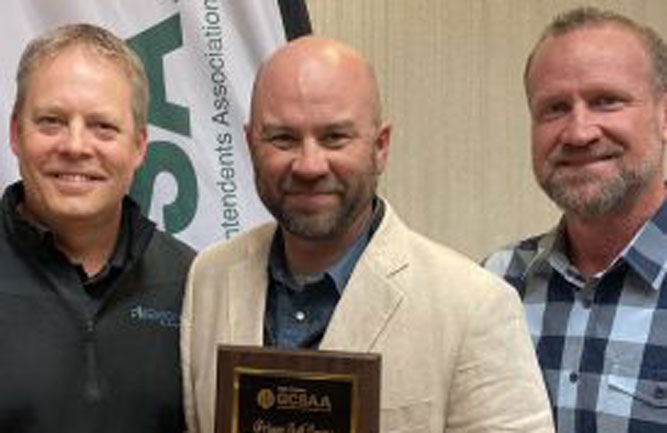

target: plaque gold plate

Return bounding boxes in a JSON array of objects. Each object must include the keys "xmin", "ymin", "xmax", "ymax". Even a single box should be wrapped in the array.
[{"xmin": 215, "ymin": 345, "xmax": 380, "ymax": 433}]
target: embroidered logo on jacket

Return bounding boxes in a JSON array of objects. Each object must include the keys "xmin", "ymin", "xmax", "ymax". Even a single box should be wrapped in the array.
[{"xmin": 130, "ymin": 305, "xmax": 180, "ymax": 328}]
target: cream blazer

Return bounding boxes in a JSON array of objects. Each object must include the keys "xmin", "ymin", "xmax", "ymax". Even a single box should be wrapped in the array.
[{"xmin": 181, "ymin": 201, "xmax": 554, "ymax": 433}]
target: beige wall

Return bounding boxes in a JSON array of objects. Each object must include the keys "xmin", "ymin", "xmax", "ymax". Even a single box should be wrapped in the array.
[{"xmin": 304, "ymin": 0, "xmax": 667, "ymax": 260}]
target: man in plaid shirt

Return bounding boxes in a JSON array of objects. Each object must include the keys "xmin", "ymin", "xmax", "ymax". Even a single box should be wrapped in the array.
[{"xmin": 484, "ymin": 7, "xmax": 667, "ymax": 433}]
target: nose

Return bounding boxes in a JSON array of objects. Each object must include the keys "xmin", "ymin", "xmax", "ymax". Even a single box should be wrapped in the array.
[
  {"xmin": 291, "ymin": 138, "xmax": 329, "ymax": 179},
  {"xmin": 56, "ymin": 120, "xmax": 92, "ymax": 157},
  {"xmin": 560, "ymin": 104, "xmax": 601, "ymax": 147}
]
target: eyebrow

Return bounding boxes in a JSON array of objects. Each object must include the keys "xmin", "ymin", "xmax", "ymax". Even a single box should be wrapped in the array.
[
  {"xmin": 323, "ymin": 120, "xmax": 356, "ymax": 131},
  {"xmin": 259, "ymin": 124, "xmax": 295, "ymax": 136},
  {"xmin": 259, "ymin": 119, "xmax": 357, "ymax": 133},
  {"xmin": 30, "ymin": 103, "xmax": 66, "ymax": 115}
]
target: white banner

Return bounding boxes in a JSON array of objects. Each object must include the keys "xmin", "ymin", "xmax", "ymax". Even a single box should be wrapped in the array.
[{"xmin": 0, "ymin": 0, "xmax": 296, "ymax": 249}]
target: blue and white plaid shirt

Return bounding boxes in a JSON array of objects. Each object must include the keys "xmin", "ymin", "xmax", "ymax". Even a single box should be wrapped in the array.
[{"xmin": 484, "ymin": 201, "xmax": 667, "ymax": 433}]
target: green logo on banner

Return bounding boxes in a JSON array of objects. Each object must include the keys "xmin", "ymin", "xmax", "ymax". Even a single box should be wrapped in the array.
[
  {"xmin": 127, "ymin": 13, "xmax": 197, "ymax": 234},
  {"xmin": 130, "ymin": 141, "xmax": 197, "ymax": 233}
]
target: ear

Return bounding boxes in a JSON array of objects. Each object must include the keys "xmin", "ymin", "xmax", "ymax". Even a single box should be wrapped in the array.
[
  {"xmin": 660, "ymin": 92, "xmax": 667, "ymax": 145},
  {"xmin": 373, "ymin": 120, "xmax": 391, "ymax": 174},
  {"xmin": 9, "ymin": 115, "xmax": 21, "ymax": 157},
  {"xmin": 244, "ymin": 123, "xmax": 260, "ymax": 163},
  {"xmin": 244, "ymin": 123, "xmax": 252, "ymax": 149},
  {"xmin": 133, "ymin": 126, "xmax": 148, "ymax": 169}
]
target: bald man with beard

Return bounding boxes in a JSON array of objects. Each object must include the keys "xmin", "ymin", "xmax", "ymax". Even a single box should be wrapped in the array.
[{"xmin": 181, "ymin": 36, "xmax": 553, "ymax": 433}]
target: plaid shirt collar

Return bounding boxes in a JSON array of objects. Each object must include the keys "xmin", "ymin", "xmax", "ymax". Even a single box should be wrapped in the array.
[{"xmin": 523, "ymin": 199, "xmax": 667, "ymax": 292}]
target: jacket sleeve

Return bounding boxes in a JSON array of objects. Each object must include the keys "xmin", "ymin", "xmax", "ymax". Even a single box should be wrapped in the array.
[{"xmin": 444, "ymin": 275, "xmax": 554, "ymax": 433}]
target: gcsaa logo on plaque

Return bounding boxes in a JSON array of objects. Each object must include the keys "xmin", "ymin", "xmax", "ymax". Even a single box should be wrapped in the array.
[{"xmin": 216, "ymin": 345, "xmax": 380, "ymax": 433}]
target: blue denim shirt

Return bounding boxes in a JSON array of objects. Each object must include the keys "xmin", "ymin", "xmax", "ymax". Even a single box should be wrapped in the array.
[{"xmin": 264, "ymin": 199, "xmax": 384, "ymax": 348}]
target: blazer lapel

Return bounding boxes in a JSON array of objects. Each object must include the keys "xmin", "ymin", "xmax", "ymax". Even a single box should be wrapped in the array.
[
  {"xmin": 320, "ymin": 202, "xmax": 410, "ymax": 352},
  {"xmin": 320, "ymin": 204, "xmax": 409, "ymax": 352},
  {"xmin": 228, "ymin": 236, "xmax": 271, "ymax": 345},
  {"xmin": 320, "ymin": 262, "xmax": 405, "ymax": 352}
]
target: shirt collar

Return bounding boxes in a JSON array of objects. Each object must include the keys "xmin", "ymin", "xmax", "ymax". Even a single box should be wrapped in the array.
[
  {"xmin": 620, "ymin": 199, "xmax": 667, "ymax": 291},
  {"xmin": 76, "ymin": 208, "xmax": 131, "ymax": 284},
  {"xmin": 269, "ymin": 198, "xmax": 385, "ymax": 294},
  {"xmin": 522, "ymin": 220, "xmax": 588, "ymax": 287},
  {"xmin": 526, "ymin": 199, "xmax": 667, "ymax": 291}
]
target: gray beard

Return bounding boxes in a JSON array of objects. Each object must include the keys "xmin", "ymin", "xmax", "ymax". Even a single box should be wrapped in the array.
[
  {"xmin": 279, "ymin": 205, "xmax": 355, "ymax": 239},
  {"xmin": 542, "ymin": 164, "xmax": 653, "ymax": 217}
]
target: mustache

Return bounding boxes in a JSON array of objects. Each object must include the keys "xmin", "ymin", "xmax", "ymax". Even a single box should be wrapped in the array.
[
  {"xmin": 281, "ymin": 176, "xmax": 344, "ymax": 194},
  {"xmin": 547, "ymin": 142, "xmax": 624, "ymax": 164}
]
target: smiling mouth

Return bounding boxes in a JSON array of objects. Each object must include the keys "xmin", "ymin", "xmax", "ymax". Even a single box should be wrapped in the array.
[
  {"xmin": 53, "ymin": 173, "xmax": 104, "ymax": 182},
  {"xmin": 48, "ymin": 173, "xmax": 106, "ymax": 193},
  {"xmin": 284, "ymin": 191, "xmax": 340, "ymax": 208},
  {"xmin": 286, "ymin": 191, "xmax": 337, "ymax": 200},
  {"xmin": 287, "ymin": 190, "xmax": 337, "ymax": 195},
  {"xmin": 554, "ymin": 153, "xmax": 619, "ymax": 168}
]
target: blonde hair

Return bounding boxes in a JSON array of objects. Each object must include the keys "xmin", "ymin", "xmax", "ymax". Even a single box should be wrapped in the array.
[{"xmin": 13, "ymin": 23, "xmax": 149, "ymax": 131}]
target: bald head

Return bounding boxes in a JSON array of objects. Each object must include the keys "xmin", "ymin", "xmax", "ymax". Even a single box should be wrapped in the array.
[
  {"xmin": 245, "ymin": 36, "xmax": 391, "ymax": 244},
  {"xmin": 249, "ymin": 37, "xmax": 382, "ymax": 127}
]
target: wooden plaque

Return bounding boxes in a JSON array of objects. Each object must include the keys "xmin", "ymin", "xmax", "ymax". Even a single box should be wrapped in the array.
[{"xmin": 215, "ymin": 345, "xmax": 381, "ymax": 433}]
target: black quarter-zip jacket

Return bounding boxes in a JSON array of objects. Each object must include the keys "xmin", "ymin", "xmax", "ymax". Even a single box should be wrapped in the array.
[{"xmin": 0, "ymin": 182, "xmax": 195, "ymax": 433}]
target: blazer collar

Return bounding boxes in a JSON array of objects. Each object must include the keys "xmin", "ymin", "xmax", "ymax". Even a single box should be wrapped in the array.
[{"xmin": 227, "ymin": 224, "xmax": 274, "ymax": 345}]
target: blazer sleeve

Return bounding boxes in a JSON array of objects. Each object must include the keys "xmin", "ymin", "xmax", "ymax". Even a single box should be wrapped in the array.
[{"xmin": 444, "ymin": 275, "xmax": 554, "ymax": 433}]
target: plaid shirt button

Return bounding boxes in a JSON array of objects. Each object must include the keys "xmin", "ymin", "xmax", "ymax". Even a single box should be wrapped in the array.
[
  {"xmin": 654, "ymin": 386, "xmax": 666, "ymax": 400},
  {"xmin": 569, "ymin": 371, "xmax": 579, "ymax": 383}
]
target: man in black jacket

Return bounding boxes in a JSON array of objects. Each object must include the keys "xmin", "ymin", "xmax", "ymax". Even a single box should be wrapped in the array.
[{"xmin": 0, "ymin": 23, "xmax": 194, "ymax": 433}]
